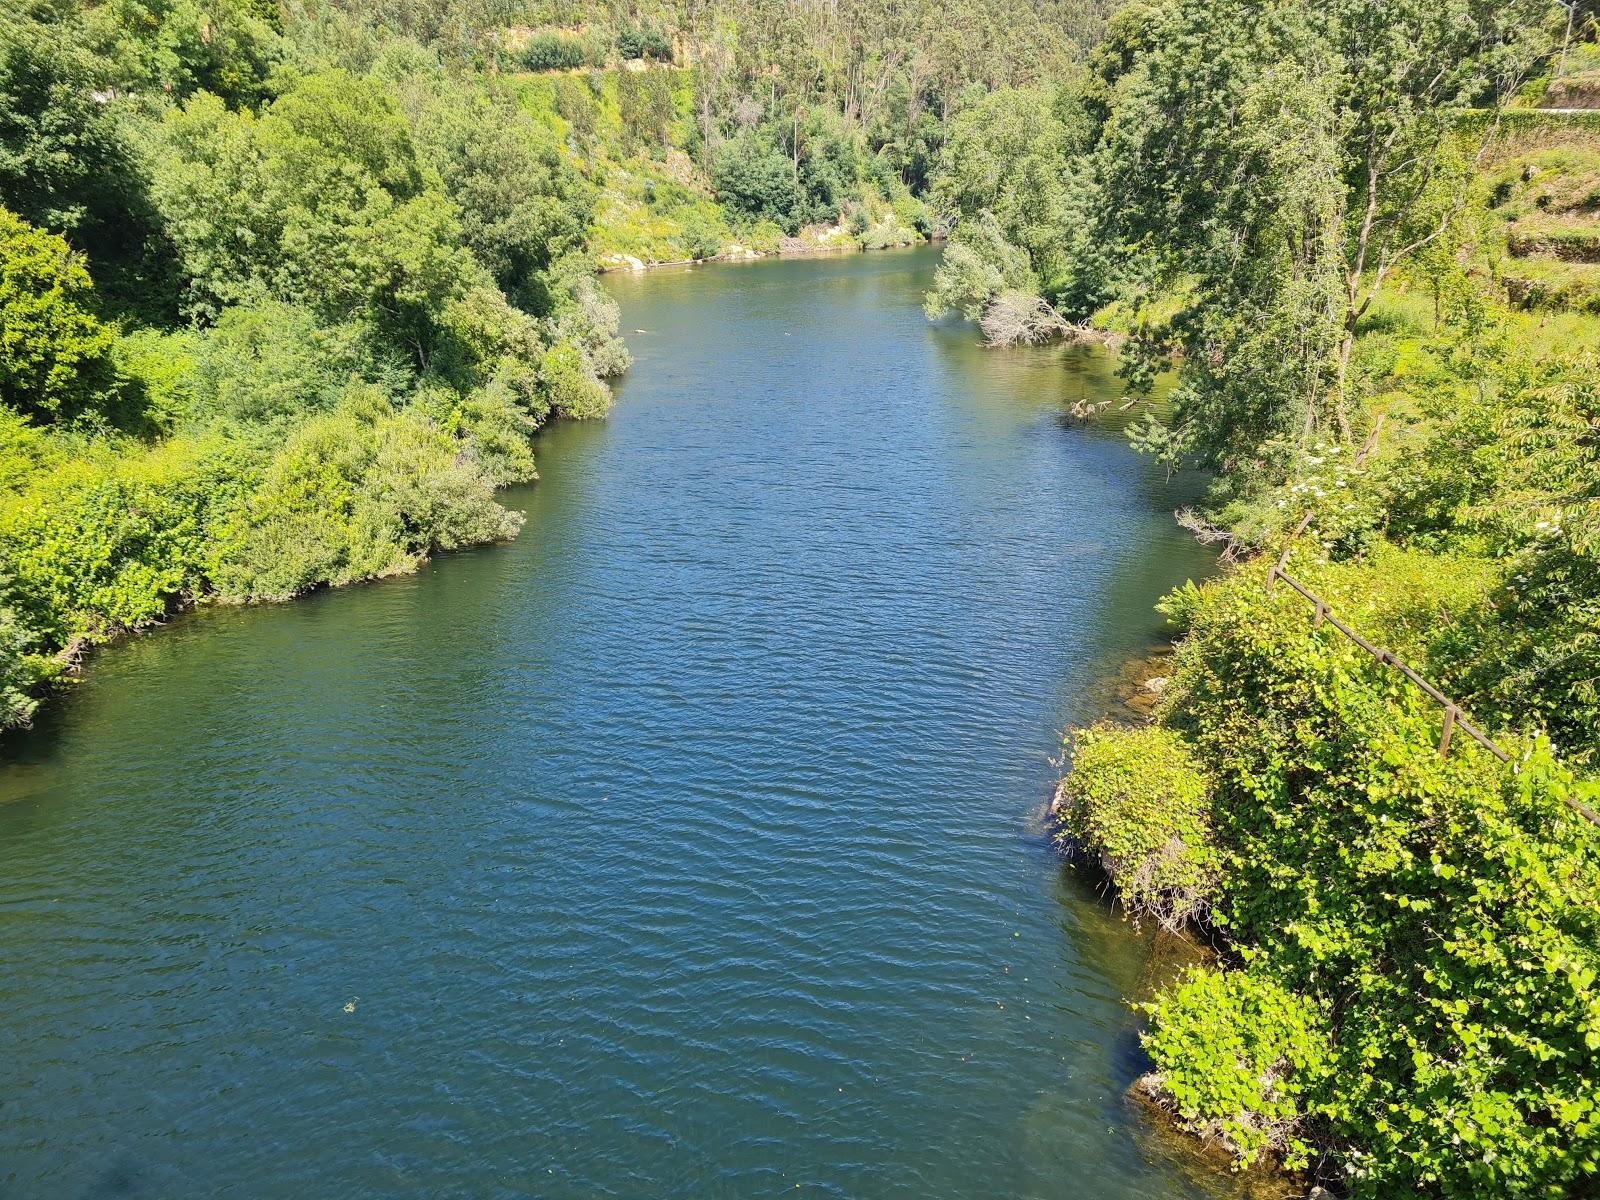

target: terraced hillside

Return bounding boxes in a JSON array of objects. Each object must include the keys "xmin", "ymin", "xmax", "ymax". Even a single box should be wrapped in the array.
[{"xmin": 1480, "ymin": 114, "xmax": 1600, "ymax": 314}]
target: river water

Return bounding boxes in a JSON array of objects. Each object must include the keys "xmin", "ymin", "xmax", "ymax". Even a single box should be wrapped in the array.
[{"xmin": 1, "ymin": 248, "xmax": 1224, "ymax": 1199}]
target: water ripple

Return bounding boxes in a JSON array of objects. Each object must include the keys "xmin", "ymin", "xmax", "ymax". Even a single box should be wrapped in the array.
[{"xmin": 0, "ymin": 249, "xmax": 1219, "ymax": 1200}]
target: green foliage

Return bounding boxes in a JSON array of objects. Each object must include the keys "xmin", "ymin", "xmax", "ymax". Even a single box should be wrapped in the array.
[
  {"xmin": 931, "ymin": 83, "xmax": 1106, "ymax": 315},
  {"xmin": 0, "ymin": 436, "xmax": 243, "ymax": 646},
  {"xmin": 0, "ymin": 5, "xmax": 639, "ymax": 728},
  {"xmin": 709, "ymin": 132, "xmax": 801, "ymax": 231},
  {"xmin": 210, "ymin": 391, "xmax": 521, "ymax": 601},
  {"xmin": 0, "ymin": 207, "xmax": 117, "ymax": 425},
  {"xmin": 519, "ymin": 30, "xmax": 590, "ymax": 72},
  {"xmin": 924, "ymin": 211, "xmax": 1036, "ymax": 323},
  {"xmin": 0, "ymin": 0, "xmax": 131, "ymax": 235},
  {"xmin": 145, "ymin": 72, "xmax": 475, "ymax": 361},
  {"xmin": 617, "ymin": 68, "xmax": 677, "ymax": 156},
  {"xmin": 1057, "ymin": 723, "xmax": 1216, "ymax": 927},
  {"xmin": 114, "ymin": 325, "xmax": 198, "ymax": 432},
  {"xmin": 616, "ymin": 20, "xmax": 671, "ymax": 62},
  {"xmin": 1126, "ymin": 554, "xmax": 1600, "ymax": 1196},
  {"xmin": 538, "ymin": 341, "xmax": 609, "ymax": 420},
  {"xmin": 1061, "ymin": 0, "xmax": 1548, "ymax": 467},
  {"xmin": 86, "ymin": 0, "xmax": 284, "ymax": 106},
  {"xmin": 402, "ymin": 73, "xmax": 592, "ymax": 313},
  {"xmin": 188, "ymin": 300, "xmax": 379, "ymax": 430},
  {"xmin": 1139, "ymin": 967, "xmax": 1332, "ymax": 1171},
  {"xmin": 962, "ymin": 4, "xmax": 1600, "ymax": 1193},
  {"xmin": 0, "ymin": 581, "xmax": 39, "ymax": 728},
  {"xmin": 793, "ymin": 107, "xmax": 864, "ymax": 227}
]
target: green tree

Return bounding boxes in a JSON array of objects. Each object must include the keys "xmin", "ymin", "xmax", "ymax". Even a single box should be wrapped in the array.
[
  {"xmin": 146, "ymin": 72, "xmax": 480, "ymax": 369},
  {"xmin": 85, "ymin": 0, "xmax": 283, "ymax": 108},
  {"xmin": 0, "ymin": 0, "xmax": 131, "ymax": 235},
  {"xmin": 710, "ymin": 132, "xmax": 800, "ymax": 229},
  {"xmin": 0, "ymin": 206, "xmax": 115, "ymax": 424},
  {"xmin": 1097, "ymin": 0, "xmax": 1550, "ymax": 466},
  {"xmin": 402, "ymin": 75, "xmax": 592, "ymax": 314},
  {"xmin": 932, "ymin": 82, "xmax": 1105, "ymax": 314}
]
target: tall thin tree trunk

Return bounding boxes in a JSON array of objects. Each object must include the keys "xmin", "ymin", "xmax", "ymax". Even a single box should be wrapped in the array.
[
  {"xmin": 1560, "ymin": 2, "xmax": 1577, "ymax": 80},
  {"xmin": 1334, "ymin": 313, "xmax": 1357, "ymax": 443}
]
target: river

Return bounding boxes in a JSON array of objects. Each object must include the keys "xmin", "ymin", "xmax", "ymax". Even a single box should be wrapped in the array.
[{"xmin": 0, "ymin": 247, "xmax": 1225, "ymax": 1199}]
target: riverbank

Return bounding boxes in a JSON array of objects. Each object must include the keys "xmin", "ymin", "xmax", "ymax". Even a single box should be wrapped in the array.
[
  {"xmin": 8, "ymin": 238, "xmax": 943, "ymax": 732},
  {"xmin": 1051, "ymin": 287, "xmax": 1600, "ymax": 1195},
  {"xmin": 597, "ymin": 225, "xmax": 929, "ymax": 273}
]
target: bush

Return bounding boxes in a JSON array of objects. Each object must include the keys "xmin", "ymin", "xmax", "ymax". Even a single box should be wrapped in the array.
[
  {"xmin": 680, "ymin": 211, "xmax": 725, "ymax": 260},
  {"xmin": 210, "ymin": 389, "xmax": 520, "ymax": 601},
  {"xmin": 0, "ymin": 586, "xmax": 38, "ymax": 729},
  {"xmin": 923, "ymin": 212, "xmax": 1037, "ymax": 322},
  {"xmin": 519, "ymin": 31, "xmax": 589, "ymax": 72},
  {"xmin": 710, "ymin": 134, "xmax": 801, "ymax": 232},
  {"xmin": 538, "ymin": 342, "xmax": 609, "ymax": 420},
  {"xmin": 1139, "ymin": 967, "xmax": 1332, "ymax": 1171},
  {"xmin": 190, "ymin": 301, "xmax": 371, "ymax": 430},
  {"xmin": 0, "ymin": 207, "xmax": 118, "ymax": 425},
  {"xmin": 979, "ymin": 290, "xmax": 1072, "ymax": 346},
  {"xmin": 616, "ymin": 21, "xmax": 671, "ymax": 62},
  {"xmin": 445, "ymin": 368, "xmax": 542, "ymax": 486},
  {"xmin": 617, "ymin": 68, "xmax": 676, "ymax": 155},
  {"xmin": 1056, "ymin": 723, "xmax": 1216, "ymax": 927},
  {"xmin": 1141, "ymin": 556, "xmax": 1600, "ymax": 1197},
  {"xmin": 795, "ymin": 110, "xmax": 863, "ymax": 226},
  {"xmin": 0, "ymin": 437, "xmax": 245, "ymax": 647}
]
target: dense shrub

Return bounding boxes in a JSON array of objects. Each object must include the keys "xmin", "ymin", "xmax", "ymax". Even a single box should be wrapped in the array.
[
  {"xmin": 1139, "ymin": 968, "xmax": 1331, "ymax": 1170},
  {"xmin": 144, "ymin": 72, "xmax": 478, "ymax": 366},
  {"xmin": 617, "ymin": 68, "xmax": 677, "ymax": 155},
  {"xmin": 0, "ymin": 585, "xmax": 38, "ymax": 728},
  {"xmin": 210, "ymin": 392, "xmax": 520, "ymax": 601},
  {"xmin": 616, "ymin": 21, "xmax": 671, "ymax": 61},
  {"xmin": 547, "ymin": 273, "xmax": 630, "ymax": 380},
  {"xmin": 402, "ymin": 71, "xmax": 593, "ymax": 313},
  {"xmin": 0, "ymin": 2, "xmax": 132, "ymax": 236},
  {"xmin": 929, "ymin": 83, "xmax": 1105, "ymax": 315},
  {"xmin": 1056, "ymin": 723, "xmax": 1216, "ymax": 927},
  {"xmin": 189, "ymin": 301, "xmax": 377, "ymax": 430},
  {"xmin": 924, "ymin": 211, "xmax": 1037, "ymax": 322},
  {"xmin": 538, "ymin": 342, "xmax": 610, "ymax": 420},
  {"xmin": 794, "ymin": 110, "xmax": 864, "ymax": 226},
  {"xmin": 519, "ymin": 30, "xmax": 589, "ymax": 72},
  {"xmin": 86, "ymin": 0, "xmax": 283, "ymax": 107},
  {"xmin": 1111, "ymin": 555, "xmax": 1600, "ymax": 1197},
  {"xmin": 710, "ymin": 134, "xmax": 801, "ymax": 231},
  {"xmin": 0, "ymin": 437, "xmax": 245, "ymax": 647}
]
